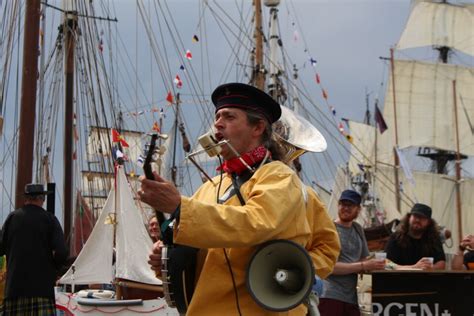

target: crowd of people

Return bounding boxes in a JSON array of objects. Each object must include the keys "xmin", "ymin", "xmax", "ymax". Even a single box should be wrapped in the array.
[{"xmin": 0, "ymin": 83, "xmax": 471, "ymax": 316}]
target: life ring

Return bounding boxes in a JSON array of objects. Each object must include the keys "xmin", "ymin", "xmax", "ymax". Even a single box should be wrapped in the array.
[{"xmin": 77, "ymin": 289, "xmax": 115, "ymax": 299}]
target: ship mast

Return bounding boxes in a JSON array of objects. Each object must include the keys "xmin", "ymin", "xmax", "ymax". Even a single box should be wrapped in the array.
[
  {"xmin": 62, "ymin": 0, "xmax": 78, "ymax": 246},
  {"xmin": 452, "ymin": 80, "xmax": 463, "ymax": 242},
  {"xmin": 252, "ymin": 0, "xmax": 265, "ymax": 90},
  {"xmin": 15, "ymin": 0, "xmax": 42, "ymax": 208},
  {"xmin": 389, "ymin": 48, "xmax": 401, "ymax": 214}
]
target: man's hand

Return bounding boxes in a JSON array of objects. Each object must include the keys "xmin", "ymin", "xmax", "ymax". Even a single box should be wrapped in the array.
[
  {"xmin": 139, "ymin": 171, "xmax": 181, "ymax": 213},
  {"xmin": 148, "ymin": 240, "xmax": 164, "ymax": 275},
  {"xmin": 363, "ymin": 258, "xmax": 386, "ymax": 271},
  {"xmin": 413, "ymin": 257, "xmax": 433, "ymax": 270},
  {"xmin": 460, "ymin": 234, "xmax": 474, "ymax": 250}
]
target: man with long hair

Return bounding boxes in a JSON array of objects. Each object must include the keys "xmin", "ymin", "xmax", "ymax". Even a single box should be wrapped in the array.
[{"xmin": 385, "ymin": 203, "xmax": 446, "ymax": 270}]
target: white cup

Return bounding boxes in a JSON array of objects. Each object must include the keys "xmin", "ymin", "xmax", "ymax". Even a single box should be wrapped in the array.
[
  {"xmin": 375, "ymin": 252, "xmax": 387, "ymax": 262},
  {"xmin": 425, "ymin": 257, "xmax": 434, "ymax": 266}
]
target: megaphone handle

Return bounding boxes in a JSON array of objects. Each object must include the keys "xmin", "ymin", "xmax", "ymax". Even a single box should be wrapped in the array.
[{"xmin": 305, "ymin": 292, "xmax": 320, "ymax": 316}]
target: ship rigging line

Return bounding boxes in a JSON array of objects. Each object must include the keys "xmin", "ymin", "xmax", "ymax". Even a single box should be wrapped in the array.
[{"xmin": 40, "ymin": 1, "xmax": 118, "ymax": 23}]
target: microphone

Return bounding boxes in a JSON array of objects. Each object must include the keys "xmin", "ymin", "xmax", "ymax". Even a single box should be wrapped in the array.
[{"xmin": 198, "ymin": 132, "xmax": 222, "ymax": 157}]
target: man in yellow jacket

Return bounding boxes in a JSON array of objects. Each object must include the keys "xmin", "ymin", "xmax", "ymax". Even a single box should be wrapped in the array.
[{"xmin": 140, "ymin": 82, "xmax": 311, "ymax": 315}]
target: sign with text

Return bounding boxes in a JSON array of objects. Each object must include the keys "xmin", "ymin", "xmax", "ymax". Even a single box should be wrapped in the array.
[{"xmin": 371, "ymin": 271, "xmax": 474, "ymax": 316}]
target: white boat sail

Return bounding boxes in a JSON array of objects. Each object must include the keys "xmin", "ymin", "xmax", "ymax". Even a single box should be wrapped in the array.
[
  {"xmin": 56, "ymin": 165, "xmax": 178, "ymax": 315},
  {"xmin": 330, "ymin": 0, "xmax": 474, "ymax": 251}
]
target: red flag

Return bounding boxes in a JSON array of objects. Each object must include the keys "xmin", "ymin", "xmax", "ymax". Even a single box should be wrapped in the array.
[
  {"xmin": 174, "ymin": 74, "xmax": 183, "ymax": 89},
  {"xmin": 338, "ymin": 122, "xmax": 344, "ymax": 133},
  {"xmin": 185, "ymin": 50, "xmax": 192, "ymax": 60},
  {"xmin": 111, "ymin": 129, "xmax": 129, "ymax": 147},
  {"xmin": 152, "ymin": 121, "xmax": 160, "ymax": 132},
  {"xmin": 375, "ymin": 104, "xmax": 388, "ymax": 133},
  {"xmin": 322, "ymin": 89, "xmax": 328, "ymax": 100},
  {"xmin": 166, "ymin": 91, "xmax": 173, "ymax": 103},
  {"xmin": 315, "ymin": 73, "xmax": 321, "ymax": 84}
]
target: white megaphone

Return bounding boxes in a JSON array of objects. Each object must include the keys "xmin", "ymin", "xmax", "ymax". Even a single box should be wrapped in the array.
[{"xmin": 246, "ymin": 240, "xmax": 314, "ymax": 312}]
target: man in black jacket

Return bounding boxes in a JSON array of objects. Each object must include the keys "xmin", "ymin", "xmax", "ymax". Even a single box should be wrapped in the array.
[{"xmin": 0, "ymin": 184, "xmax": 68, "ymax": 315}]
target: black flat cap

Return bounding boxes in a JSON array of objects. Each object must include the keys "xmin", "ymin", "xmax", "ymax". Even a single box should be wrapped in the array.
[
  {"xmin": 410, "ymin": 203, "xmax": 432, "ymax": 219},
  {"xmin": 24, "ymin": 184, "xmax": 50, "ymax": 196},
  {"xmin": 211, "ymin": 82, "xmax": 281, "ymax": 123}
]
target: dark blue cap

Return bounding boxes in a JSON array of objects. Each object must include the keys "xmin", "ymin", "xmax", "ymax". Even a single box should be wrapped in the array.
[
  {"xmin": 211, "ymin": 82, "xmax": 281, "ymax": 123},
  {"xmin": 339, "ymin": 189, "xmax": 361, "ymax": 205},
  {"xmin": 410, "ymin": 203, "xmax": 432, "ymax": 219}
]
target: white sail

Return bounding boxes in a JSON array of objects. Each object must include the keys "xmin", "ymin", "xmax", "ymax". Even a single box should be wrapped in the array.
[
  {"xmin": 115, "ymin": 166, "xmax": 160, "ymax": 285},
  {"xmin": 348, "ymin": 121, "xmax": 375, "ymax": 175},
  {"xmin": 379, "ymin": 59, "xmax": 474, "ymax": 163},
  {"xmin": 59, "ymin": 187, "xmax": 115, "ymax": 285},
  {"xmin": 397, "ymin": 1, "xmax": 474, "ymax": 57}
]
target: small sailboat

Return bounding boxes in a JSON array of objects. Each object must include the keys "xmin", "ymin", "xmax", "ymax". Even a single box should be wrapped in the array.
[{"xmin": 55, "ymin": 165, "xmax": 178, "ymax": 315}]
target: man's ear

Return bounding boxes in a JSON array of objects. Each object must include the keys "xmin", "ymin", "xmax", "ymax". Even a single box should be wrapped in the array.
[{"xmin": 252, "ymin": 119, "xmax": 266, "ymax": 137}]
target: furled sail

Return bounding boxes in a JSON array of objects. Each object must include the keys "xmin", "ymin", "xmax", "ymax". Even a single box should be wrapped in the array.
[
  {"xmin": 397, "ymin": 1, "xmax": 474, "ymax": 57},
  {"xmin": 378, "ymin": 59, "xmax": 474, "ymax": 163}
]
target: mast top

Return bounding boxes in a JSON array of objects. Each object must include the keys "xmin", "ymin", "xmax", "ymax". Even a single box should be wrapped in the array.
[{"xmin": 264, "ymin": 0, "xmax": 280, "ymax": 7}]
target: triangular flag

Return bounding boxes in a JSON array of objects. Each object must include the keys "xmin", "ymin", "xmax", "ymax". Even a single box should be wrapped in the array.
[
  {"xmin": 345, "ymin": 134, "xmax": 353, "ymax": 143},
  {"xmin": 310, "ymin": 57, "xmax": 317, "ymax": 67},
  {"xmin": 192, "ymin": 35, "xmax": 199, "ymax": 42},
  {"xmin": 375, "ymin": 104, "xmax": 388, "ymax": 133},
  {"xmin": 185, "ymin": 50, "xmax": 192, "ymax": 60},
  {"xmin": 166, "ymin": 91, "xmax": 173, "ymax": 103},
  {"xmin": 152, "ymin": 121, "xmax": 160, "ymax": 132},
  {"xmin": 111, "ymin": 129, "xmax": 129, "ymax": 147},
  {"xmin": 315, "ymin": 73, "xmax": 320, "ymax": 84},
  {"xmin": 180, "ymin": 65, "xmax": 185, "ymax": 71},
  {"xmin": 293, "ymin": 30, "xmax": 299, "ymax": 42},
  {"xmin": 174, "ymin": 74, "xmax": 183, "ymax": 89},
  {"xmin": 322, "ymin": 89, "xmax": 328, "ymax": 100}
]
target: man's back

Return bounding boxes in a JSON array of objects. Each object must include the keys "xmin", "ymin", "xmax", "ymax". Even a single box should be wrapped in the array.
[{"xmin": 1, "ymin": 204, "xmax": 67, "ymax": 299}]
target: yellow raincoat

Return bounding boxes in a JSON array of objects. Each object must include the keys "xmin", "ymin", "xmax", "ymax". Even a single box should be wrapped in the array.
[
  {"xmin": 174, "ymin": 161, "xmax": 311, "ymax": 315},
  {"xmin": 305, "ymin": 187, "xmax": 340, "ymax": 279}
]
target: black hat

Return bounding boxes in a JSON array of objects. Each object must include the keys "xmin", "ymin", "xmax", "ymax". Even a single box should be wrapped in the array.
[
  {"xmin": 211, "ymin": 82, "xmax": 281, "ymax": 123},
  {"xmin": 410, "ymin": 203, "xmax": 432, "ymax": 219},
  {"xmin": 24, "ymin": 184, "xmax": 50, "ymax": 196},
  {"xmin": 339, "ymin": 189, "xmax": 361, "ymax": 205}
]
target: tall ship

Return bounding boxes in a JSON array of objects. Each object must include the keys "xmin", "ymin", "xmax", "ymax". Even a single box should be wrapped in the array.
[{"xmin": 325, "ymin": 0, "xmax": 474, "ymax": 252}]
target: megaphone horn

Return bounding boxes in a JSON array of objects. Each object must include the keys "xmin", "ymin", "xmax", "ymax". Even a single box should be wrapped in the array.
[{"xmin": 246, "ymin": 239, "xmax": 314, "ymax": 312}]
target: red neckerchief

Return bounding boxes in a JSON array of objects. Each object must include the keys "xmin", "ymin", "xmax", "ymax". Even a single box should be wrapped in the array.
[{"xmin": 217, "ymin": 145, "xmax": 269, "ymax": 175}]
